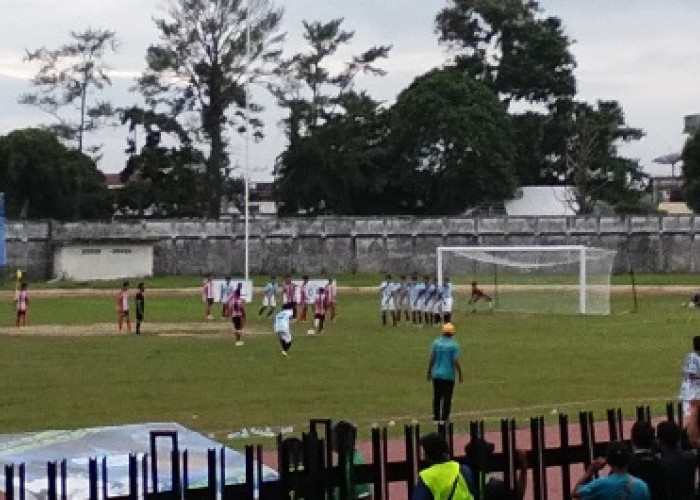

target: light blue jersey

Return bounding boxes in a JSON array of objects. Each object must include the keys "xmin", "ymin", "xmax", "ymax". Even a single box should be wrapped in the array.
[
  {"xmin": 220, "ymin": 281, "xmax": 235, "ymax": 303},
  {"xmin": 408, "ymin": 282, "xmax": 420, "ymax": 304},
  {"xmin": 265, "ymin": 281, "xmax": 278, "ymax": 298},
  {"xmin": 430, "ymin": 336, "xmax": 460, "ymax": 381},
  {"xmin": 412, "ymin": 282, "xmax": 425, "ymax": 307},
  {"xmin": 576, "ymin": 472, "xmax": 650, "ymax": 499}
]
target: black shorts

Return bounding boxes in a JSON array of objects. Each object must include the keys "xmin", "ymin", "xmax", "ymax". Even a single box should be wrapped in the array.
[
  {"xmin": 232, "ymin": 316, "xmax": 243, "ymax": 330},
  {"xmin": 314, "ymin": 313, "xmax": 325, "ymax": 321},
  {"xmin": 207, "ymin": 298, "xmax": 214, "ymax": 305}
]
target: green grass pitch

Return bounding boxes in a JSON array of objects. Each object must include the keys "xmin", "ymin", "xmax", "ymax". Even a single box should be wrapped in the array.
[{"xmin": 0, "ymin": 285, "xmax": 696, "ymax": 445}]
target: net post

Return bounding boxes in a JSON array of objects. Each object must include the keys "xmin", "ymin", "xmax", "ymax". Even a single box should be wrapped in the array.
[{"xmin": 436, "ymin": 247, "xmax": 443, "ymax": 287}]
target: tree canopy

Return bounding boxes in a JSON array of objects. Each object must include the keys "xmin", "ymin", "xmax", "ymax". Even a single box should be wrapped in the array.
[
  {"xmin": 137, "ymin": 0, "xmax": 285, "ymax": 219},
  {"xmin": 8, "ymin": 1, "xmax": 653, "ymax": 218},
  {"xmin": 389, "ymin": 68, "xmax": 517, "ymax": 214},
  {"xmin": 273, "ymin": 18, "xmax": 391, "ymax": 215},
  {"xmin": 0, "ymin": 128, "xmax": 112, "ymax": 219},
  {"xmin": 682, "ymin": 130, "xmax": 700, "ymax": 212},
  {"xmin": 19, "ymin": 28, "xmax": 118, "ymax": 155},
  {"xmin": 435, "ymin": 0, "xmax": 576, "ymax": 104}
]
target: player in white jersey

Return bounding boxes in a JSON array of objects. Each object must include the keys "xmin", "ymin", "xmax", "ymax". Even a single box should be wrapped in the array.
[
  {"xmin": 219, "ymin": 276, "xmax": 235, "ymax": 318},
  {"xmin": 379, "ymin": 274, "xmax": 397, "ymax": 326},
  {"xmin": 440, "ymin": 277, "xmax": 454, "ymax": 323},
  {"xmin": 410, "ymin": 275, "xmax": 424, "ymax": 325},
  {"xmin": 422, "ymin": 277, "xmax": 436, "ymax": 326},
  {"xmin": 396, "ymin": 276, "xmax": 410, "ymax": 323},
  {"xmin": 679, "ymin": 336, "xmax": 700, "ymax": 418},
  {"xmin": 274, "ymin": 303, "xmax": 295, "ymax": 356},
  {"xmin": 431, "ymin": 279, "xmax": 443, "ymax": 325}
]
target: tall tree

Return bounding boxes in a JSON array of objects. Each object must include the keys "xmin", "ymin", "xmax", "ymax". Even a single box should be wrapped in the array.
[
  {"xmin": 117, "ymin": 110, "xmax": 209, "ymax": 217},
  {"xmin": 435, "ymin": 0, "xmax": 576, "ymax": 104},
  {"xmin": 273, "ymin": 18, "xmax": 391, "ymax": 215},
  {"xmin": 682, "ymin": 129, "xmax": 700, "ymax": 212},
  {"xmin": 137, "ymin": 0, "xmax": 284, "ymax": 219},
  {"xmin": 276, "ymin": 92, "xmax": 394, "ymax": 215},
  {"xmin": 545, "ymin": 99, "xmax": 646, "ymax": 214},
  {"xmin": 389, "ymin": 68, "xmax": 517, "ymax": 214},
  {"xmin": 19, "ymin": 29, "xmax": 118, "ymax": 155},
  {"xmin": 0, "ymin": 128, "xmax": 112, "ymax": 219}
]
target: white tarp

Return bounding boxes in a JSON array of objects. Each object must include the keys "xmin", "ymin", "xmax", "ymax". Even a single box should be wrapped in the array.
[{"xmin": 0, "ymin": 422, "xmax": 277, "ymax": 499}]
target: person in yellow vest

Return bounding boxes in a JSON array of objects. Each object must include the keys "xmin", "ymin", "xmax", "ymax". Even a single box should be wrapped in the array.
[{"xmin": 412, "ymin": 432, "xmax": 473, "ymax": 500}]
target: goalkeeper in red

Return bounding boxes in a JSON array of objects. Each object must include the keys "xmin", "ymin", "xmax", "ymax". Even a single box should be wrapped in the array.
[{"xmin": 468, "ymin": 281, "xmax": 493, "ymax": 313}]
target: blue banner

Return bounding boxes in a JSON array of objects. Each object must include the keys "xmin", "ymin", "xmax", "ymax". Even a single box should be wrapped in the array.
[{"xmin": 0, "ymin": 192, "xmax": 5, "ymax": 267}]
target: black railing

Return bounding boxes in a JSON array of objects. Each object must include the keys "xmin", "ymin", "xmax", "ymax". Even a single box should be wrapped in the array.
[{"xmin": 1, "ymin": 402, "xmax": 689, "ymax": 500}]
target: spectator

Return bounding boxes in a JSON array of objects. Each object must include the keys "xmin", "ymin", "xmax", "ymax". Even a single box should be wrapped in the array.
[
  {"xmin": 656, "ymin": 420, "xmax": 696, "ymax": 500},
  {"xmin": 332, "ymin": 421, "xmax": 372, "ymax": 500},
  {"xmin": 627, "ymin": 420, "xmax": 667, "ymax": 500},
  {"xmin": 412, "ymin": 432, "xmax": 472, "ymax": 500},
  {"xmin": 462, "ymin": 438, "xmax": 527, "ymax": 500},
  {"xmin": 571, "ymin": 441, "xmax": 650, "ymax": 499}
]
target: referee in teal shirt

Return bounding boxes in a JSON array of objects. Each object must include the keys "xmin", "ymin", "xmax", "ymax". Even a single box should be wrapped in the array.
[{"xmin": 426, "ymin": 323, "xmax": 463, "ymax": 424}]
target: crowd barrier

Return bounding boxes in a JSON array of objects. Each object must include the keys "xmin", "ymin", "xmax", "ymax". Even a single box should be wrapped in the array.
[{"xmin": 2, "ymin": 402, "xmax": 690, "ymax": 499}]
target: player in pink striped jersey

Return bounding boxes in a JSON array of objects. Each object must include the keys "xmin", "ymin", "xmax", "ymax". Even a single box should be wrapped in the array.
[
  {"xmin": 325, "ymin": 277, "xmax": 337, "ymax": 322},
  {"xmin": 227, "ymin": 290, "xmax": 247, "ymax": 346},
  {"xmin": 311, "ymin": 287, "xmax": 328, "ymax": 334},
  {"xmin": 14, "ymin": 282, "xmax": 29, "ymax": 327},
  {"xmin": 282, "ymin": 274, "xmax": 298, "ymax": 318},
  {"xmin": 202, "ymin": 273, "xmax": 214, "ymax": 320},
  {"xmin": 299, "ymin": 275, "xmax": 310, "ymax": 322},
  {"xmin": 117, "ymin": 281, "xmax": 131, "ymax": 332}
]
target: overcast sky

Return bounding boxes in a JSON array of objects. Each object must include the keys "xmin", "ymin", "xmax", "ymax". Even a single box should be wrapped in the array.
[{"xmin": 1, "ymin": 0, "xmax": 699, "ymax": 180}]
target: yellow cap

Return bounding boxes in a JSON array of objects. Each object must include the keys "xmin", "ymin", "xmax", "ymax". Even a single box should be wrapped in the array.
[{"xmin": 442, "ymin": 323, "xmax": 455, "ymax": 335}]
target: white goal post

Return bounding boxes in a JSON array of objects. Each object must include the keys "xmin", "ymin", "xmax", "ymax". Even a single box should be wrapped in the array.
[{"xmin": 436, "ymin": 245, "xmax": 618, "ymax": 315}]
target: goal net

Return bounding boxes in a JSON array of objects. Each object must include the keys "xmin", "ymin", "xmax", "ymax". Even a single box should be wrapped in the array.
[{"xmin": 436, "ymin": 246, "xmax": 618, "ymax": 315}]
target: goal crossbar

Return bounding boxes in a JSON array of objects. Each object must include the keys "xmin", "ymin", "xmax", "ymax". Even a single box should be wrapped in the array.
[{"xmin": 436, "ymin": 245, "xmax": 617, "ymax": 315}]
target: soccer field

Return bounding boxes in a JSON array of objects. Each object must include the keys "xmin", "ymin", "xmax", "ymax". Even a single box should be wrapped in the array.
[{"xmin": 0, "ymin": 287, "xmax": 695, "ymax": 445}]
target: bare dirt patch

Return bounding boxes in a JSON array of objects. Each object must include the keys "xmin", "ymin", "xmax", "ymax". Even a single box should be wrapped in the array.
[
  {"xmin": 0, "ymin": 321, "xmax": 271, "ymax": 337},
  {"xmin": 0, "ymin": 284, "xmax": 694, "ymax": 301}
]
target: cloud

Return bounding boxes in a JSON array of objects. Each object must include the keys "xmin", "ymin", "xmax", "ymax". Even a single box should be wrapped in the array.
[{"xmin": 1, "ymin": 0, "xmax": 699, "ymax": 180}]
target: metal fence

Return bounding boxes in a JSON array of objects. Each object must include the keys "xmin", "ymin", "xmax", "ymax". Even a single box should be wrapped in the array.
[{"xmin": 2, "ymin": 403, "xmax": 690, "ymax": 500}]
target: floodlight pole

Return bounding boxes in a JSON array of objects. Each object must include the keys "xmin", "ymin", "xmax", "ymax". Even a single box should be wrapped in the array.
[{"xmin": 243, "ymin": 0, "xmax": 251, "ymax": 281}]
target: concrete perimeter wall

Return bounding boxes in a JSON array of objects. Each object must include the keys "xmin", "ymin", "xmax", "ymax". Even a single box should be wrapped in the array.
[{"xmin": 3, "ymin": 216, "xmax": 700, "ymax": 279}]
